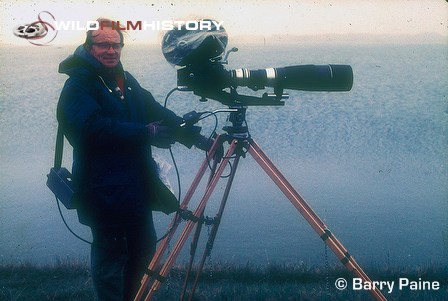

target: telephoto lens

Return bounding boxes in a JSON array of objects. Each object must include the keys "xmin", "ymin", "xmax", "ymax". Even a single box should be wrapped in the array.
[{"xmin": 229, "ymin": 64, "xmax": 353, "ymax": 92}]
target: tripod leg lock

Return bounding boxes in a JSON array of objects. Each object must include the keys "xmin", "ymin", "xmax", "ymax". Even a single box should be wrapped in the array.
[
  {"xmin": 145, "ymin": 268, "xmax": 167, "ymax": 283},
  {"xmin": 320, "ymin": 229, "xmax": 352, "ymax": 265},
  {"xmin": 178, "ymin": 209, "xmax": 219, "ymax": 226},
  {"xmin": 204, "ymin": 216, "xmax": 219, "ymax": 226},
  {"xmin": 178, "ymin": 209, "xmax": 200, "ymax": 223},
  {"xmin": 320, "ymin": 229, "xmax": 332, "ymax": 241},
  {"xmin": 340, "ymin": 252, "xmax": 352, "ymax": 265}
]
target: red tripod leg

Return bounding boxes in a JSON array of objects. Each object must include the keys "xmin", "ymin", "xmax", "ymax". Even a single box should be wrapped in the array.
[
  {"xmin": 134, "ymin": 136, "xmax": 222, "ymax": 301},
  {"xmin": 180, "ymin": 153, "xmax": 222, "ymax": 300},
  {"xmin": 142, "ymin": 140, "xmax": 239, "ymax": 301},
  {"xmin": 247, "ymin": 138, "xmax": 387, "ymax": 301},
  {"xmin": 180, "ymin": 213, "xmax": 204, "ymax": 301},
  {"xmin": 186, "ymin": 154, "xmax": 242, "ymax": 301}
]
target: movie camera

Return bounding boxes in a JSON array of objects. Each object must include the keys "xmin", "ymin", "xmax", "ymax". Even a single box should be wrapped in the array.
[{"xmin": 161, "ymin": 19, "xmax": 353, "ymax": 107}]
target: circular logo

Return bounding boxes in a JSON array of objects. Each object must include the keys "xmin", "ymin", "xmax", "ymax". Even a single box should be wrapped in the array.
[
  {"xmin": 13, "ymin": 23, "xmax": 46, "ymax": 38},
  {"xmin": 13, "ymin": 11, "xmax": 58, "ymax": 46},
  {"xmin": 335, "ymin": 278, "xmax": 348, "ymax": 290}
]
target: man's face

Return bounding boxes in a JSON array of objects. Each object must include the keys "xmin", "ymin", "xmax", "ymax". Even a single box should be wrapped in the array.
[{"xmin": 89, "ymin": 28, "xmax": 122, "ymax": 69}]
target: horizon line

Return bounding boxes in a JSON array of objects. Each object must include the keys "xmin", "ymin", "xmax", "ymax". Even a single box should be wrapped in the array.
[{"xmin": 2, "ymin": 31, "xmax": 446, "ymax": 47}]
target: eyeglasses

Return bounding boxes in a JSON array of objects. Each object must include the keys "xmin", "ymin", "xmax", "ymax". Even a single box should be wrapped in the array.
[{"xmin": 91, "ymin": 42, "xmax": 124, "ymax": 50}]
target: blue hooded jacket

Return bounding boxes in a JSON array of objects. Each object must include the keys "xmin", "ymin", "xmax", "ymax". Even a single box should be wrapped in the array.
[{"xmin": 57, "ymin": 45, "xmax": 182, "ymax": 226}]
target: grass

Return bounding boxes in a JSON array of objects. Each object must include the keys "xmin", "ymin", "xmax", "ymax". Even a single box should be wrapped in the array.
[
  {"xmin": 0, "ymin": 261, "xmax": 447, "ymax": 301},
  {"xmin": 0, "ymin": 260, "xmax": 92, "ymax": 301}
]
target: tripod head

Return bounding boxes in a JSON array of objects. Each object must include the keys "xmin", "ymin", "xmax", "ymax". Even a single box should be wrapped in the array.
[
  {"xmin": 182, "ymin": 106, "xmax": 249, "ymax": 140},
  {"xmin": 222, "ymin": 106, "xmax": 249, "ymax": 138}
]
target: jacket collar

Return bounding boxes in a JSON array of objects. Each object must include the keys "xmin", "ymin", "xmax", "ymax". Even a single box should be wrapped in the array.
[{"xmin": 59, "ymin": 44, "xmax": 124, "ymax": 79}]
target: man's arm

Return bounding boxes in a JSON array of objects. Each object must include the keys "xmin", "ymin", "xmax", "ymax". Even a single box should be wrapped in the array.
[{"xmin": 57, "ymin": 78, "xmax": 149, "ymax": 149}]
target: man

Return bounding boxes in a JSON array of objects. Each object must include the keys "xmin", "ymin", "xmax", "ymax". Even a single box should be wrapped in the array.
[{"xmin": 57, "ymin": 19, "xmax": 209, "ymax": 301}]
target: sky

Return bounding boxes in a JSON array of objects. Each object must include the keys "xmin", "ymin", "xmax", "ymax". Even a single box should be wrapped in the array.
[{"xmin": 1, "ymin": 0, "xmax": 447, "ymax": 46}]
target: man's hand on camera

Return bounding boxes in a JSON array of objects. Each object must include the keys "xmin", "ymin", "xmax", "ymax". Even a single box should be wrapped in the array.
[
  {"xmin": 146, "ymin": 121, "xmax": 175, "ymax": 149},
  {"xmin": 174, "ymin": 124, "xmax": 201, "ymax": 148}
]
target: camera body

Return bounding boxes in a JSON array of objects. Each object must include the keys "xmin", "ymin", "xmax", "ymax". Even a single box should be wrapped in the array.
[{"xmin": 46, "ymin": 167, "xmax": 77, "ymax": 209}]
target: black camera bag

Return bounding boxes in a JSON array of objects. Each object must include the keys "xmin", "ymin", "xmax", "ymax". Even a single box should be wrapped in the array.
[{"xmin": 46, "ymin": 126, "xmax": 77, "ymax": 209}]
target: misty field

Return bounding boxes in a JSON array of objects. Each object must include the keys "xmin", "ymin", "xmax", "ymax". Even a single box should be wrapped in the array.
[{"xmin": 1, "ymin": 260, "xmax": 446, "ymax": 301}]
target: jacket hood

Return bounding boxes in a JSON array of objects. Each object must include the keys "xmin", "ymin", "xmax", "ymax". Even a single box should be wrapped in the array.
[{"xmin": 58, "ymin": 45, "xmax": 123, "ymax": 78}]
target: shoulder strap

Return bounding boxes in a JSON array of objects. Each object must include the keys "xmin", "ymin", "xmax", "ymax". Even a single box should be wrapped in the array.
[{"xmin": 54, "ymin": 125, "xmax": 64, "ymax": 168}]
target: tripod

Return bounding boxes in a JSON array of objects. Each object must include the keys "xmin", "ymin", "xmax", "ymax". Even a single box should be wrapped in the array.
[{"xmin": 134, "ymin": 107, "xmax": 387, "ymax": 301}]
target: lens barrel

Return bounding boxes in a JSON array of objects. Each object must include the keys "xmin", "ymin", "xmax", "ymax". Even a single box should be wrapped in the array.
[{"xmin": 230, "ymin": 64, "xmax": 353, "ymax": 92}]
